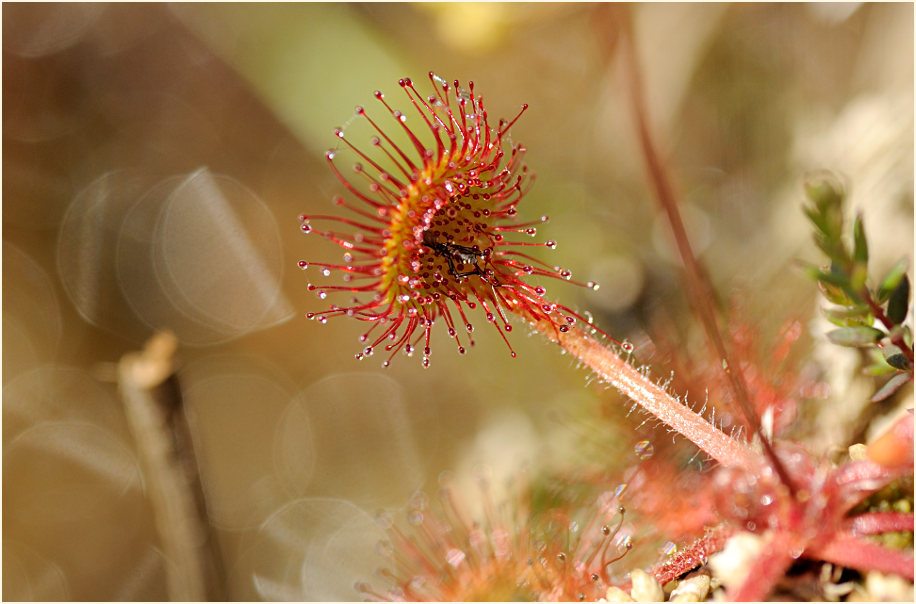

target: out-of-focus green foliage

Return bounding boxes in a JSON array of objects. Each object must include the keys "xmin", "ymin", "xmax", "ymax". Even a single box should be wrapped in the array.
[{"xmin": 802, "ymin": 173, "xmax": 913, "ymax": 400}]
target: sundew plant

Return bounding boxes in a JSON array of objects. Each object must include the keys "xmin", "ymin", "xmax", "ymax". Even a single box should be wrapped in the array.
[
  {"xmin": 3, "ymin": 3, "xmax": 913, "ymax": 603},
  {"xmin": 299, "ymin": 9, "xmax": 914, "ymax": 603}
]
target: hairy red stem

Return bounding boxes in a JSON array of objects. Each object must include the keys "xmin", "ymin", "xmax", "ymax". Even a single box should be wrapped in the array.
[
  {"xmin": 847, "ymin": 512, "xmax": 914, "ymax": 535},
  {"xmin": 525, "ymin": 316, "xmax": 763, "ymax": 474},
  {"xmin": 807, "ymin": 533, "xmax": 915, "ymax": 580}
]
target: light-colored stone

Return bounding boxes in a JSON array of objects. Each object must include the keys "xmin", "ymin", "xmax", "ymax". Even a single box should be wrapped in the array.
[
  {"xmin": 630, "ymin": 569, "xmax": 664, "ymax": 602},
  {"xmin": 670, "ymin": 574, "xmax": 712, "ymax": 602}
]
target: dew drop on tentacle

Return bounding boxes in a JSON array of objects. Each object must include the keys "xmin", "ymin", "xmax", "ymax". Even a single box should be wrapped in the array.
[
  {"xmin": 621, "ymin": 341, "xmax": 635, "ymax": 353},
  {"xmin": 298, "ymin": 261, "xmax": 308, "ymax": 270},
  {"xmin": 634, "ymin": 440, "xmax": 654, "ymax": 460}
]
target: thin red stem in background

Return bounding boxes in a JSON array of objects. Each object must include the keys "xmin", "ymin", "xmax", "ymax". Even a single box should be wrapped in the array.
[{"xmin": 613, "ymin": 5, "xmax": 796, "ymax": 494}]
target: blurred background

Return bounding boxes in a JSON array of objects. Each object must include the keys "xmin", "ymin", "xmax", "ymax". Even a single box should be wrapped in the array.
[{"xmin": 3, "ymin": 2, "xmax": 912, "ymax": 600}]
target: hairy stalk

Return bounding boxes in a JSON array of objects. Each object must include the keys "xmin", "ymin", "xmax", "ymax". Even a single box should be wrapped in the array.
[
  {"xmin": 614, "ymin": 5, "xmax": 795, "ymax": 492},
  {"xmin": 808, "ymin": 534, "xmax": 915, "ymax": 580},
  {"xmin": 523, "ymin": 314, "xmax": 763, "ymax": 474}
]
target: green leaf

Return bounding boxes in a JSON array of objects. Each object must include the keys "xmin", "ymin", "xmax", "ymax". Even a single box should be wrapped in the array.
[
  {"xmin": 877, "ymin": 259, "xmax": 909, "ymax": 303},
  {"xmin": 885, "ymin": 353, "xmax": 913, "ymax": 371},
  {"xmin": 823, "ymin": 306, "xmax": 872, "ymax": 327},
  {"xmin": 803, "ymin": 173, "xmax": 845, "ymax": 213},
  {"xmin": 871, "ymin": 372, "xmax": 913, "ymax": 403},
  {"xmin": 849, "ymin": 262, "xmax": 868, "ymax": 294},
  {"xmin": 826, "ymin": 326, "xmax": 885, "ymax": 347},
  {"xmin": 883, "ymin": 346, "xmax": 913, "ymax": 371},
  {"xmin": 802, "ymin": 173, "xmax": 852, "ymax": 266},
  {"xmin": 886, "ymin": 274, "xmax": 910, "ymax": 325},
  {"xmin": 852, "ymin": 214, "xmax": 869, "ymax": 265},
  {"xmin": 803, "ymin": 205, "xmax": 828, "ymax": 236},
  {"xmin": 864, "ymin": 361, "xmax": 898, "ymax": 376},
  {"xmin": 817, "ymin": 280, "xmax": 853, "ymax": 306},
  {"xmin": 883, "ymin": 344, "xmax": 903, "ymax": 359},
  {"xmin": 811, "ymin": 265, "xmax": 848, "ymax": 287}
]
